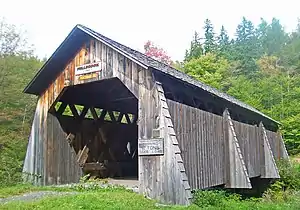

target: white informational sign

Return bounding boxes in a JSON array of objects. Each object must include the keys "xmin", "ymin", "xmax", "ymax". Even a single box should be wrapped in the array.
[
  {"xmin": 138, "ymin": 138, "xmax": 164, "ymax": 156},
  {"xmin": 75, "ymin": 62, "xmax": 102, "ymax": 75}
]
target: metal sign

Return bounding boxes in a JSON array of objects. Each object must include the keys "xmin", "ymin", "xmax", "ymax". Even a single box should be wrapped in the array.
[
  {"xmin": 138, "ymin": 138, "xmax": 164, "ymax": 156},
  {"xmin": 75, "ymin": 62, "xmax": 101, "ymax": 75}
]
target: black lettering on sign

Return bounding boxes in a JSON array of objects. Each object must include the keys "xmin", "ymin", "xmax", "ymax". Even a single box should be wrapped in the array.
[
  {"xmin": 138, "ymin": 138, "xmax": 164, "ymax": 156},
  {"xmin": 75, "ymin": 62, "xmax": 102, "ymax": 75}
]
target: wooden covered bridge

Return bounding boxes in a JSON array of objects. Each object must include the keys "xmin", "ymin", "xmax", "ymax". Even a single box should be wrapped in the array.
[{"xmin": 23, "ymin": 24, "xmax": 289, "ymax": 205}]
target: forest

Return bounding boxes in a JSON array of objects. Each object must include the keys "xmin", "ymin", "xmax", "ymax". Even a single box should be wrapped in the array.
[
  {"xmin": 146, "ymin": 17, "xmax": 300, "ymax": 155},
  {"xmin": 1, "ymin": 16, "xmax": 300, "ymax": 209}
]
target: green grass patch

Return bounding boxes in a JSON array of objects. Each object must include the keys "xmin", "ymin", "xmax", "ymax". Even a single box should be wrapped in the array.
[
  {"xmin": 192, "ymin": 189, "xmax": 300, "ymax": 210},
  {"xmin": 0, "ymin": 187, "xmax": 198, "ymax": 210},
  {"xmin": 1, "ymin": 184, "xmax": 300, "ymax": 210}
]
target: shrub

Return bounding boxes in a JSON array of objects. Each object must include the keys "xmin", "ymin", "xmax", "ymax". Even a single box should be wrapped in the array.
[
  {"xmin": 276, "ymin": 158, "xmax": 300, "ymax": 190},
  {"xmin": 192, "ymin": 190, "xmax": 241, "ymax": 208}
]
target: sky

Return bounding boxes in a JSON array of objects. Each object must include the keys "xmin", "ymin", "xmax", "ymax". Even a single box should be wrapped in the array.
[{"xmin": 0, "ymin": 0, "xmax": 299, "ymax": 61}]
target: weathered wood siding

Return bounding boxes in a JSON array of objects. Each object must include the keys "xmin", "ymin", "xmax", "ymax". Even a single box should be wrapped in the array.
[
  {"xmin": 41, "ymin": 39, "xmax": 141, "ymax": 111},
  {"xmin": 24, "ymin": 37, "xmax": 142, "ymax": 184},
  {"xmin": 266, "ymin": 130, "xmax": 289, "ymax": 160},
  {"xmin": 137, "ymin": 73, "xmax": 192, "ymax": 205},
  {"xmin": 167, "ymin": 99, "xmax": 225, "ymax": 189},
  {"xmin": 24, "ymin": 36, "xmax": 193, "ymax": 205},
  {"xmin": 232, "ymin": 121, "xmax": 261, "ymax": 178},
  {"xmin": 167, "ymin": 99, "xmax": 286, "ymax": 189},
  {"xmin": 45, "ymin": 113, "xmax": 82, "ymax": 184},
  {"xmin": 23, "ymin": 97, "xmax": 82, "ymax": 185},
  {"xmin": 223, "ymin": 109, "xmax": 252, "ymax": 188}
]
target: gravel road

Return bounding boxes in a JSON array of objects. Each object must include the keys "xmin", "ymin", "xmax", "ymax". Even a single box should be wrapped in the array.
[{"xmin": 0, "ymin": 191, "xmax": 77, "ymax": 204}]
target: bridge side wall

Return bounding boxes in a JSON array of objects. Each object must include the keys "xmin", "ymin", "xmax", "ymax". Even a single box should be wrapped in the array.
[{"xmin": 167, "ymin": 99, "xmax": 287, "ymax": 190}]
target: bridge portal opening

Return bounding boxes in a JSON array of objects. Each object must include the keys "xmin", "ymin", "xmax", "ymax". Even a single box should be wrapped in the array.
[{"xmin": 50, "ymin": 78, "xmax": 138, "ymax": 180}]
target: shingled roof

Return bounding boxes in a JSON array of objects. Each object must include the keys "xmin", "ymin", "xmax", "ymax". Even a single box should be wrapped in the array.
[{"xmin": 24, "ymin": 24, "xmax": 278, "ymax": 124}]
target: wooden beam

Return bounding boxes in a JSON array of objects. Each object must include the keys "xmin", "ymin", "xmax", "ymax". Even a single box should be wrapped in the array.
[
  {"xmin": 56, "ymin": 102, "xmax": 68, "ymax": 116},
  {"xmin": 90, "ymin": 107, "xmax": 99, "ymax": 120},
  {"xmin": 66, "ymin": 133, "xmax": 75, "ymax": 145},
  {"xmin": 83, "ymin": 162, "xmax": 106, "ymax": 171},
  {"xmin": 99, "ymin": 110, "xmax": 107, "ymax": 122},
  {"xmin": 69, "ymin": 104, "xmax": 79, "ymax": 118},
  {"xmin": 124, "ymin": 113, "xmax": 131, "ymax": 124},
  {"xmin": 109, "ymin": 96, "xmax": 136, "ymax": 102},
  {"xmin": 77, "ymin": 145, "xmax": 89, "ymax": 167},
  {"xmin": 117, "ymin": 112, "xmax": 124, "ymax": 122},
  {"xmin": 108, "ymin": 111, "xmax": 116, "ymax": 122},
  {"xmin": 79, "ymin": 106, "xmax": 89, "ymax": 119}
]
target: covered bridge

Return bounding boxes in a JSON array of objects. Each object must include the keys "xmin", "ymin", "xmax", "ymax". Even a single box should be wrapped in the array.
[{"xmin": 23, "ymin": 24, "xmax": 289, "ymax": 205}]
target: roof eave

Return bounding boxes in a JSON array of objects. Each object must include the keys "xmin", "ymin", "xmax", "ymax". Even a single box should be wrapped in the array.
[{"xmin": 23, "ymin": 26, "xmax": 81, "ymax": 95}]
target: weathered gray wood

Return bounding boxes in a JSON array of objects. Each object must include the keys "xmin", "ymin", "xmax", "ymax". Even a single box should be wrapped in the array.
[
  {"xmin": 136, "ymin": 74, "xmax": 191, "ymax": 205},
  {"xmin": 223, "ymin": 109, "xmax": 252, "ymax": 189},
  {"xmin": 232, "ymin": 120, "xmax": 260, "ymax": 177},
  {"xmin": 260, "ymin": 123, "xmax": 280, "ymax": 179},
  {"xmin": 167, "ymin": 99, "xmax": 225, "ymax": 189}
]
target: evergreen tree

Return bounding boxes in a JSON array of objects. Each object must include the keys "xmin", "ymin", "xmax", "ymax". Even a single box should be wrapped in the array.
[
  {"xmin": 234, "ymin": 17, "xmax": 259, "ymax": 75},
  {"xmin": 264, "ymin": 18, "xmax": 287, "ymax": 55},
  {"xmin": 184, "ymin": 31, "xmax": 203, "ymax": 61},
  {"xmin": 203, "ymin": 19, "xmax": 216, "ymax": 54},
  {"xmin": 217, "ymin": 25, "xmax": 230, "ymax": 57},
  {"xmin": 256, "ymin": 18, "xmax": 269, "ymax": 55}
]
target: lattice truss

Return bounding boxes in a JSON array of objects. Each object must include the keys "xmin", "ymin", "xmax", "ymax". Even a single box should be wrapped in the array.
[{"xmin": 50, "ymin": 101, "xmax": 138, "ymax": 179}]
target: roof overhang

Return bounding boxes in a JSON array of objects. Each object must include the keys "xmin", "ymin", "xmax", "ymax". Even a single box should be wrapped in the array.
[{"xmin": 24, "ymin": 25, "xmax": 148, "ymax": 96}]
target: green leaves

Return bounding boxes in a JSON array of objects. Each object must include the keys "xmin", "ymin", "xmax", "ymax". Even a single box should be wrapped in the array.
[
  {"xmin": 0, "ymin": 55, "xmax": 42, "ymax": 186},
  {"xmin": 183, "ymin": 53, "xmax": 230, "ymax": 89},
  {"xmin": 183, "ymin": 17, "xmax": 300, "ymax": 155}
]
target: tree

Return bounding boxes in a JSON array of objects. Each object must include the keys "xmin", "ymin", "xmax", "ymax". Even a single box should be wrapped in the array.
[
  {"xmin": 264, "ymin": 18, "xmax": 287, "ymax": 55},
  {"xmin": 184, "ymin": 31, "xmax": 203, "ymax": 61},
  {"xmin": 182, "ymin": 17, "xmax": 300, "ymax": 155},
  {"xmin": 0, "ymin": 18, "xmax": 33, "ymax": 57},
  {"xmin": 0, "ymin": 18, "xmax": 41, "ymax": 186},
  {"xmin": 203, "ymin": 19, "xmax": 216, "ymax": 54},
  {"xmin": 183, "ymin": 53, "xmax": 230, "ymax": 89},
  {"xmin": 0, "ymin": 18, "xmax": 33, "ymax": 98},
  {"xmin": 217, "ymin": 25, "xmax": 230, "ymax": 57},
  {"xmin": 144, "ymin": 40, "xmax": 172, "ymax": 65},
  {"xmin": 256, "ymin": 18, "xmax": 269, "ymax": 55},
  {"xmin": 233, "ymin": 17, "xmax": 259, "ymax": 75}
]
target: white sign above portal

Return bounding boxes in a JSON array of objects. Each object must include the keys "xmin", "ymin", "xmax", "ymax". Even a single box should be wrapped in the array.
[{"xmin": 75, "ymin": 62, "xmax": 102, "ymax": 75}]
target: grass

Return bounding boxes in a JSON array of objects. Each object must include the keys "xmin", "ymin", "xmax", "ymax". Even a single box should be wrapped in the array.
[
  {"xmin": 1, "ymin": 184, "xmax": 300, "ymax": 210},
  {"xmin": 192, "ymin": 189, "xmax": 300, "ymax": 210},
  {"xmin": 0, "ymin": 185, "xmax": 199, "ymax": 210}
]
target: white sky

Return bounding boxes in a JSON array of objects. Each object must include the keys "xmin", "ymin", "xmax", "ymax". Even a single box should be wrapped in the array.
[{"xmin": 1, "ymin": 0, "xmax": 299, "ymax": 61}]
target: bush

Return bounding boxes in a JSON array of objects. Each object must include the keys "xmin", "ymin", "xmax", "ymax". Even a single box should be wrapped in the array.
[
  {"xmin": 261, "ymin": 159, "xmax": 300, "ymax": 203},
  {"xmin": 276, "ymin": 158, "xmax": 300, "ymax": 190},
  {"xmin": 192, "ymin": 190, "xmax": 241, "ymax": 208}
]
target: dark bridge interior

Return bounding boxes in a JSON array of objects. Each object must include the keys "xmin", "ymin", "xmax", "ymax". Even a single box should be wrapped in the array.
[{"xmin": 49, "ymin": 78, "xmax": 138, "ymax": 179}]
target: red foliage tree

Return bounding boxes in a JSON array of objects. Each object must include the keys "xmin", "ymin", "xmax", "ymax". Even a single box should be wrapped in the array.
[{"xmin": 144, "ymin": 40, "xmax": 172, "ymax": 65}]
